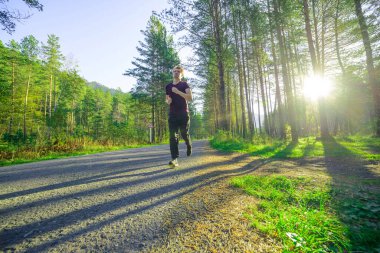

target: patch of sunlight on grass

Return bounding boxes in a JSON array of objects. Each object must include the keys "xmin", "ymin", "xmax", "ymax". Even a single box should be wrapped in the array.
[
  {"xmin": 231, "ymin": 175, "xmax": 351, "ymax": 252},
  {"xmin": 211, "ymin": 133, "xmax": 379, "ymax": 161},
  {"xmin": 211, "ymin": 135, "xmax": 324, "ymax": 159},
  {"xmin": 336, "ymin": 135, "xmax": 380, "ymax": 161},
  {"xmin": 246, "ymin": 142, "xmax": 285, "ymax": 158}
]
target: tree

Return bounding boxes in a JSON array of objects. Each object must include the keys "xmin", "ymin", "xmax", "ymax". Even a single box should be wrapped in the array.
[
  {"xmin": 20, "ymin": 35, "xmax": 39, "ymax": 139},
  {"xmin": 57, "ymin": 69, "xmax": 85, "ymax": 134},
  {"xmin": 302, "ymin": 0, "xmax": 330, "ymax": 139},
  {"xmin": 0, "ymin": 0, "xmax": 43, "ymax": 34},
  {"xmin": 354, "ymin": 0, "xmax": 380, "ymax": 136},
  {"xmin": 273, "ymin": 0, "xmax": 298, "ymax": 141},
  {"xmin": 5, "ymin": 39, "xmax": 22, "ymax": 138},
  {"xmin": 41, "ymin": 34, "xmax": 63, "ymax": 126},
  {"xmin": 1, "ymin": 36, "xmax": 153, "ymax": 147},
  {"xmin": 125, "ymin": 15, "xmax": 180, "ymax": 143}
]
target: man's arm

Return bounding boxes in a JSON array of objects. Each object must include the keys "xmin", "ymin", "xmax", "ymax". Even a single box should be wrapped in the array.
[
  {"xmin": 166, "ymin": 95, "xmax": 172, "ymax": 104},
  {"xmin": 172, "ymin": 87, "xmax": 192, "ymax": 101}
]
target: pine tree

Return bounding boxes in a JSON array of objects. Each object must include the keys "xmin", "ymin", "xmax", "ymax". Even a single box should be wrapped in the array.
[{"xmin": 125, "ymin": 15, "xmax": 180, "ymax": 143}]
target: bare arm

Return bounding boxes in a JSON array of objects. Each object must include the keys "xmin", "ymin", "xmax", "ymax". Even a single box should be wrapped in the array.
[
  {"xmin": 172, "ymin": 87, "xmax": 192, "ymax": 101},
  {"xmin": 166, "ymin": 95, "xmax": 172, "ymax": 104}
]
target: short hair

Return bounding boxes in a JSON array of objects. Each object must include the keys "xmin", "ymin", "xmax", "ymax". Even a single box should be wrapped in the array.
[{"xmin": 173, "ymin": 65, "xmax": 184, "ymax": 76}]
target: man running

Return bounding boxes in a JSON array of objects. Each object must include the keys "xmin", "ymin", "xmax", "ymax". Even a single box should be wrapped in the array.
[{"xmin": 165, "ymin": 66, "xmax": 192, "ymax": 167}]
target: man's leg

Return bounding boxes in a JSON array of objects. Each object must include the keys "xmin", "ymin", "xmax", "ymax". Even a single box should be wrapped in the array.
[
  {"xmin": 169, "ymin": 115, "xmax": 180, "ymax": 160},
  {"xmin": 179, "ymin": 114, "xmax": 192, "ymax": 156}
]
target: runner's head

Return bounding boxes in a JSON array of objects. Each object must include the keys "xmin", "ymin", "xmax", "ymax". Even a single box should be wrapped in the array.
[{"xmin": 172, "ymin": 66, "xmax": 184, "ymax": 80}]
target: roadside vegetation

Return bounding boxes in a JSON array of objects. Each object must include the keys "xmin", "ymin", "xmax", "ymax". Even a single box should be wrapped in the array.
[
  {"xmin": 231, "ymin": 175, "xmax": 350, "ymax": 252},
  {"xmin": 0, "ymin": 137, "xmax": 167, "ymax": 167},
  {"xmin": 210, "ymin": 131, "xmax": 380, "ymax": 161},
  {"xmin": 211, "ymin": 131, "xmax": 380, "ymax": 252}
]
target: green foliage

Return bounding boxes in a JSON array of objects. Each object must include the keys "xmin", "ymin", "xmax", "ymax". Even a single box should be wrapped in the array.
[
  {"xmin": 334, "ymin": 187, "xmax": 380, "ymax": 251},
  {"xmin": 124, "ymin": 15, "xmax": 184, "ymax": 143},
  {"xmin": 42, "ymin": 34, "xmax": 63, "ymax": 72},
  {"xmin": 336, "ymin": 135, "xmax": 380, "ymax": 160},
  {"xmin": 20, "ymin": 35, "xmax": 40, "ymax": 60},
  {"xmin": 1, "ymin": 30, "xmax": 190, "ymax": 165},
  {"xmin": 166, "ymin": 0, "xmax": 379, "ymax": 138},
  {"xmin": 210, "ymin": 131, "xmax": 249, "ymax": 151},
  {"xmin": 0, "ymin": 137, "xmax": 149, "ymax": 167},
  {"xmin": 0, "ymin": 0, "xmax": 44, "ymax": 36},
  {"xmin": 211, "ymin": 134, "xmax": 380, "ymax": 160},
  {"xmin": 231, "ymin": 175, "xmax": 351, "ymax": 252},
  {"xmin": 189, "ymin": 104, "xmax": 208, "ymax": 139}
]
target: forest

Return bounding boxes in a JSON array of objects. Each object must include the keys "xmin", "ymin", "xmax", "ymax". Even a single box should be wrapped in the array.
[
  {"xmin": 0, "ymin": 0, "xmax": 379, "ymax": 163},
  {"xmin": 160, "ymin": 0, "xmax": 379, "ymax": 141},
  {"xmin": 0, "ymin": 30, "xmax": 205, "ymax": 164},
  {"xmin": 0, "ymin": 0, "xmax": 379, "ymax": 252}
]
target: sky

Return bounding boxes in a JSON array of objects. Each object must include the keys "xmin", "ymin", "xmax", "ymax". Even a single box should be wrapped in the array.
[{"xmin": 0, "ymin": 0, "xmax": 193, "ymax": 92}]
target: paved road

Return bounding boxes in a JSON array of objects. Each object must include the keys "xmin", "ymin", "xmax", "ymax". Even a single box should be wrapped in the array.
[{"xmin": 0, "ymin": 140, "xmax": 260, "ymax": 252}]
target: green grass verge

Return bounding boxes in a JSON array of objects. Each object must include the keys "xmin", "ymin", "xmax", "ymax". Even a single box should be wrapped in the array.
[
  {"xmin": 231, "ymin": 175, "xmax": 350, "ymax": 252},
  {"xmin": 0, "ymin": 143, "xmax": 157, "ymax": 167},
  {"xmin": 336, "ymin": 135, "xmax": 380, "ymax": 160},
  {"xmin": 210, "ymin": 133, "xmax": 380, "ymax": 160}
]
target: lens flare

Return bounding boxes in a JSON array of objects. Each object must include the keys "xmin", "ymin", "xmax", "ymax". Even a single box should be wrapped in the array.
[{"xmin": 303, "ymin": 75, "xmax": 333, "ymax": 100}]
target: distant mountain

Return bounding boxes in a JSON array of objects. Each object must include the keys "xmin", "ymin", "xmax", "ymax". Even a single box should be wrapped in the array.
[{"xmin": 86, "ymin": 81, "xmax": 125, "ymax": 95}]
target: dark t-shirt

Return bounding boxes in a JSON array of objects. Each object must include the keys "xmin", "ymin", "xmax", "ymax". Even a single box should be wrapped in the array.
[{"xmin": 166, "ymin": 81, "xmax": 190, "ymax": 115}]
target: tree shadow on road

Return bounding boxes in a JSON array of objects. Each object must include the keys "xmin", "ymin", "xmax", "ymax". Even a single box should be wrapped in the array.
[{"xmin": 0, "ymin": 141, "xmax": 270, "ymax": 252}]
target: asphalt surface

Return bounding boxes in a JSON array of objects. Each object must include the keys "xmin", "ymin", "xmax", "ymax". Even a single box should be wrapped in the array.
[{"xmin": 0, "ymin": 140, "xmax": 260, "ymax": 252}]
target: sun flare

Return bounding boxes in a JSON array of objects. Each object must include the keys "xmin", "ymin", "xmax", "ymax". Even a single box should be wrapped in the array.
[{"xmin": 303, "ymin": 75, "xmax": 333, "ymax": 100}]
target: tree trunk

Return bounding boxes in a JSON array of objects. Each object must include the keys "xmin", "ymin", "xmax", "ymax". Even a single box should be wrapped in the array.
[
  {"xmin": 231, "ymin": 6, "xmax": 247, "ymax": 137},
  {"xmin": 151, "ymin": 100, "xmax": 155, "ymax": 143},
  {"xmin": 264, "ymin": 65, "xmax": 273, "ymax": 135},
  {"xmin": 49, "ymin": 74, "xmax": 53, "ymax": 119},
  {"xmin": 226, "ymin": 72, "xmax": 232, "ymax": 131},
  {"xmin": 239, "ymin": 9, "xmax": 253, "ymax": 137},
  {"xmin": 354, "ymin": 0, "xmax": 380, "ymax": 136},
  {"xmin": 321, "ymin": 1, "xmax": 326, "ymax": 73},
  {"xmin": 256, "ymin": 52, "xmax": 270, "ymax": 135},
  {"xmin": 311, "ymin": 0, "xmax": 321, "ymax": 66},
  {"xmin": 274, "ymin": 0, "xmax": 298, "ymax": 142},
  {"xmin": 234, "ymin": 80, "xmax": 240, "ymax": 135},
  {"xmin": 213, "ymin": 81, "xmax": 219, "ymax": 130},
  {"xmin": 44, "ymin": 91, "xmax": 47, "ymax": 118},
  {"xmin": 212, "ymin": 0, "xmax": 227, "ymax": 130},
  {"xmin": 8, "ymin": 62, "xmax": 15, "ymax": 136},
  {"xmin": 250, "ymin": 82, "xmax": 256, "ymax": 131},
  {"xmin": 243, "ymin": 24, "xmax": 255, "ymax": 135},
  {"xmin": 302, "ymin": 0, "xmax": 329, "ymax": 139},
  {"xmin": 53, "ymin": 75, "xmax": 57, "ymax": 112},
  {"xmin": 268, "ymin": 0, "xmax": 285, "ymax": 138},
  {"xmin": 303, "ymin": 0, "xmax": 318, "ymax": 69},
  {"xmin": 24, "ymin": 67, "xmax": 31, "ymax": 140},
  {"xmin": 334, "ymin": 0, "xmax": 345, "ymax": 74},
  {"xmin": 256, "ymin": 78, "xmax": 262, "ymax": 134}
]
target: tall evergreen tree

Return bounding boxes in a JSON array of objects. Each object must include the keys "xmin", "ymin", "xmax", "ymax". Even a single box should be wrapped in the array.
[{"xmin": 125, "ymin": 15, "xmax": 180, "ymax": 142}]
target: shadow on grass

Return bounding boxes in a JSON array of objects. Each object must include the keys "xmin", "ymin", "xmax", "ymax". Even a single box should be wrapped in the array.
[
  {"xmin": 271, "ymin": 141, "xmax": 298, "ymax": 158},
  {"xmin": 248, "ymin": 143, "xmax": 281, "ymax": 157},
  {"xmin": 322, "ymin": 137, "xmax": 380, "ymax": 252},
  {"xmin": 247, "ymin": 141, "xmax": 297, "ymax": 159},
  {"xmin": 302, "ymin": 138, "xmax": 318, "ymax": 157}
]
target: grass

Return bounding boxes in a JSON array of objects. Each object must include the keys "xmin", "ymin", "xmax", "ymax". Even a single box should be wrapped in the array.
[
  {"xmin": 231, "ymin": 175, "xmax": 351, "ymax": 252},
  {"xmin": 335, "ymin": 186, "xmax": 380, "ymax": 252},
  {"xmin": 336, "ymin": 135, "xmax": 380, "ymax": 161},
  {"xmin": 210, "ymin": 133, "xmax": 380, "ymax": 160},
  {"xmin": 222, "ymin": 133, "xmax": 380, "ymax": 252},
  {"xmin": 0, "ymin": 143, "xmax": 158, "ymax": 167}
]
